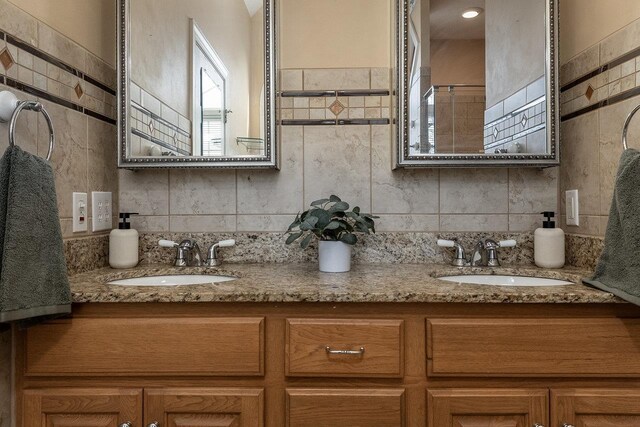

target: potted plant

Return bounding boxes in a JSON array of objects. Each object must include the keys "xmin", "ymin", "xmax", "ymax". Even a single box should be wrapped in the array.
[{"xmin": 285, "ymin": 195, "xmax": 377, "ymax": 272}]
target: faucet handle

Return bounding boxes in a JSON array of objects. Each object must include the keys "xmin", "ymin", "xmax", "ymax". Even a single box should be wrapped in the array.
[
  {"xmin": 498, "ymin": 239, "xmax": 517, "ymax": 248},
  {"xmin": 205, "ymin": 239, "xmax": 236, "ymax": 267},
  {"xmin": 437, "ymin": 239, "xmax": 456, "ymax": 247},
  {"xmin": 217, "ymin": 239, "xmax": 236, "ymax": 248},
  {"xmin": 158, "ymin": 239, "xmax": 178, "ymax": 248}
]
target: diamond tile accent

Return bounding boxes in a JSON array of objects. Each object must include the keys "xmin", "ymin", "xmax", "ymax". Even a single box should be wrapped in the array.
[
  {"xmin": 329, "ymin": 99, "xmax": 345, "ymax": 116},
  {"xmin": 172, "ymin": 132, "xmax": 178, "ymax": 144},
  {"xmin": 74, "ymin": 82, "xmax": 84, "ymax": 99},
  {"xmin": 493, "ymin": 127, "xmax": 499, "ymax": 139},
  {"xmin": 0, "ymin": 48, "xmax": 15, "ymax": 70},
  {"xmin": 520, "ymin": 114, "xmax": 528, "ymax": 128},
  {"xmin": 148, "ymin": 120, "xmax": 154, "ymax": 134},
  {"xmin": 585, "ymin": 84, "xmax": 595, "ymax": 100}
]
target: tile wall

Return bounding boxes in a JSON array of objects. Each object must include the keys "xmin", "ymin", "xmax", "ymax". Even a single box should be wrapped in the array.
[
  {"xmin": 559, "ymin": 17, "xmax": 640, "ymax": 239},
  {"xmin": 0, "ymin": 2, "xmax": 119, "ymax": 425},
  {"xmin": 130, "ymin": 81, "xmax": 193, "ymax": 156},
  {"xmin": 122, "ymin": 66, "xmax": 558, "ymax": 236}
]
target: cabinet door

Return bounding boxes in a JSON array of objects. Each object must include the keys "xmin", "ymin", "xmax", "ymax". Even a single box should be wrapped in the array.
[
  {"xmin": 23, "ymin": 388, "xmax": 142, "ymax": 427},
  {"xmin": 145, "ymin": 388, "xmax": 263, "ymax": 427},
  {"xmin": 552, "ymin": 389, "xmax": 640, "ymax": 426},
  {"xmin": 428, "ymin": 389, "xmax": 548, "ymax": 427}
]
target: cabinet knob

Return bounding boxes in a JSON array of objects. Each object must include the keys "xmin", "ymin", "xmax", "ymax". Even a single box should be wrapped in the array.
[
  {"xmin": 533, "ymin": 424, "xmax": 545, "ymax": 427},
  {"xmin": 120, "ymin": 423, "xmax": 132, "ymax": 427},
  {"xmin": 562, "ymin": 424, "xmax": 575, "ymax": 427},
  {"xmin": 148, "ymin": 422, "xmax": 159, "ymax": 427}
]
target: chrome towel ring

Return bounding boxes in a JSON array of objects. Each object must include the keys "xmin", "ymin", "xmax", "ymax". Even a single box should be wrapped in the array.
[
  {"xmin": 0, "ymin": 91, "xmax": 54, "ymax": 161},
  {"xmin": 622, "ymin": 103, "xmax": 640, "ymax": 150}
]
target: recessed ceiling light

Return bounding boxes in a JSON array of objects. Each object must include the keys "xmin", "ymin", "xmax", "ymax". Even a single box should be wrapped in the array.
[{"xmin": 462, "ymin": 7, "xmax": 483, "ymax": 19}]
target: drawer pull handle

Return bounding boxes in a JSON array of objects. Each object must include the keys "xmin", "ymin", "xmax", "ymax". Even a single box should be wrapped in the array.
[
  {"xmin": 148, "ymin": 422, "xmax": 159, "ymax": 427},
  {"xmin": 325, "ymin": 346, "xmax": 365, "ymax": 355},
  {"xmin": 120, "ymin": 423, "xmax": 132, "ymax": 427},
  {"xmin": 562, "ymin": 424, "xmax": 575, "ymax": 427},
  {"xmin": 533, "ymin": 424, "xmax": 545, "ymax": 427}
]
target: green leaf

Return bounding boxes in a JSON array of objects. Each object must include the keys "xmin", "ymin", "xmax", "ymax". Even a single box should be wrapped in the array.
[
  {"xmin": 299, "ymin": 216, "xmax": 319, "ymax": 231},
  {"xmin": 300, "ymin": 233, "xmax": 314, "ymax": 249},
  {"xmin": 340, "ymin": 233, "xmax": 358, "ymax": 245},
  {"xmin": 285, "ymin": 231, "xmax": 303, "ymax": 244},
  {"xmin": 311, "ymin": 198, "xmax": 330, "ymax": 206},
  {"xmin": 325, "ymin": 220, "xmax": 342, "ymax": 230},
  {"xmin": 329, "ymin": 201, "xmax": 349, "ymax": 213},
  {"xmin": 310, "ymin": 208, "xmax": 332, "ymax": 230},
  {"xmin": 329, "ymin": 195, "xmax": 342, "ymax": 202},
  {"xmin": 352, "ymin": 206, "xmax": 360, "ymax": 214}
]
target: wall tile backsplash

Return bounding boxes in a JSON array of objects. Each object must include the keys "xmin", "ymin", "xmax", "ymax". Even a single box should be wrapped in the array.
[
  {"xmin": 483, "ymin": 76, "xmax": 546, "ymax": 154},
  {"xmin": 559, "ymin": 17, "xmax": 640, "ymax": 239},
  {"xmin": 0, "ymin": 0, "xmax": 118, "ymax": 242},
  {"xmin": 130, "ymin": 81, "xmax": 192, "ymax": 156}
]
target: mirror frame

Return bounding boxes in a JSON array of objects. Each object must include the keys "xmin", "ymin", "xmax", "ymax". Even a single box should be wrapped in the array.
[
  {"xmin": 116, "ymin": 0, "xmax": 278, "ymax": 169},
  {"xmin": 394, "ymin": 0, "xmax": 560, "ymax": 168}
]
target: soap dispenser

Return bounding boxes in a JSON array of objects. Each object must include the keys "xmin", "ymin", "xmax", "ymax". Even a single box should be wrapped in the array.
[
  {"xmin": 534, "ymin": 211, "xmax": 565, "ymax": 268},
  {"xmin": 109, "ymin": 212, "xmax": 139, "ymax": 269}
]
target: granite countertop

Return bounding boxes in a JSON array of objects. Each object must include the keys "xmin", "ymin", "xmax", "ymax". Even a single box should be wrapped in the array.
[{"xmin": 68, "ymin": 263, "xmax": 622, "ymax": 304}]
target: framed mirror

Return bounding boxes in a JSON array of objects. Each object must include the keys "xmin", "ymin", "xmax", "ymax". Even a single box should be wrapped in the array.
[
  {"xmin": 117, "ymin": 0, "xmax": 277, "ymax": 168},
  {"xmin": 395, "ymin": 0, "xmax": 559, "ymax": 167}
]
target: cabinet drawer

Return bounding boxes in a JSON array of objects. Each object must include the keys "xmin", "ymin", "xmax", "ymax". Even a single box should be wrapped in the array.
[
  {"xmin": 286, "ymin": 318, "xmax": 403, "ymax": 377},
  {"xmin": 24, "ymin": 317, "xmax": 264, "ymax": 376},
  {"xmin": 427, "ymin": 318, "xmax": 640, "ymax": 376},
  {"xmin": 287, "ymin": 388, "xmax": 405, "ymax": 427}
]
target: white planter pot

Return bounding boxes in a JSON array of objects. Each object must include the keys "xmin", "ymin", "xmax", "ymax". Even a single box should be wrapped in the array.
[{"xmin": 318, "ymin": 240, "xmax": 352, "ymax": 272}]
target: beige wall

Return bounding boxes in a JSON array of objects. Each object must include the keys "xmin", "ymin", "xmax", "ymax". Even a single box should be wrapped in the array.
[
  {"xmin": 249, "ymin": 8, "xmax": 264, "ymax": 138},
  {"xmin": 131, "ymin": 0, "xmax": 254, "ymax": 148},
  {"xmin": 561, "ymin": 0, "xmax": 640, "ymax": 63},
  {"xmin": 430, "ymin": 39, "xmax": 485, "ymax": 86},
  {"xmin": 485, "ymin": 0, "xmax": 545, "ymax": 107},
  {"xmin": 279, "ymin": 0, "xmax": 392, "ymax": 69},
  {"xmin": 8, "ymin": 0, "xmax": 115, "ymax": 66}
]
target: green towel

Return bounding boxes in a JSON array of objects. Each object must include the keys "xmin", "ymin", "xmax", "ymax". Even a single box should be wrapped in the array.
[
  {"xmin": 584, "ymin": 148, "xmax": 640, "ymax": 306},
  {"xmin": 0, "ymin": 145, "xmax": 70, "ymax": 323}
]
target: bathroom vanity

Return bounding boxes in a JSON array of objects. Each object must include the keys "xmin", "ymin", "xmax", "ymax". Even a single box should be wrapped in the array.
[{"xmin": 14, "ymin": 264, "xmax": 640, "ymax": 427}]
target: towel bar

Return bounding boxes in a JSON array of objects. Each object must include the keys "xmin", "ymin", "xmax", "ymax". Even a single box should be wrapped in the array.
[
  {"xmin": 0, "ymin": 90, "xmax": 55, "ymax": 161},
  {"xmin": 622, "ymin": 103, "xmax": 640, "ymax": 150}
]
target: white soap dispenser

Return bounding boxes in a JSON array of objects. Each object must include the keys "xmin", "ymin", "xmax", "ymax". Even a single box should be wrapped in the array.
[
  {"xmin": 534, "ymin": 211, "xmax": 565, "ymax": 268},
  {"xmin": 109, "ymin": 212, "xmax": 139, "ymax": 269}
]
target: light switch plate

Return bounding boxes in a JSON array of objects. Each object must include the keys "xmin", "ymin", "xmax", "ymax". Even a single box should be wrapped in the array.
[
  {"xmin": 72, "ymin": 192, "xmax": 88, "ymax": 232},
  {"xmin": 92, "ymin": 191, "xmax": 113, "ymax": 232},
  {"xmin": 565, "ymin": 189, "xmax": 579, "ymax": 226}
]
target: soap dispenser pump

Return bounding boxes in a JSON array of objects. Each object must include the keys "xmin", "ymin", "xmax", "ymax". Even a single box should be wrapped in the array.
[
  {"xmin": 109, "ymin": 212, "xmax": 139, "ymax": 269},
  {"xmin": 534, "ymin": 211, "xmax": 565, "ymax": 268}
]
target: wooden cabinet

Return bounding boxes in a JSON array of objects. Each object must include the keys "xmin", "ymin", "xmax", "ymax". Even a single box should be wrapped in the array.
[
  {"xmin": 146, "ymin": 388, "xmax": 263, "ymax": 427},
  {"xmin": 286, "ymin": 318, "xmax": 404, "ymax": 377},
  {"xmin": 287, "ymin": 388, "xmax": 404, "ymax": 427},
  {"xmin": 552, "ymin": 389, "xmax": 640, "ymax": 426},
  {"xmin": 15, "ymin": 305, "xmax": 640, "ymax": 427},
  {"xmin": 23, "ymin": 388, "xmax": 263, "ymax": 427},
  {"xmin": 22, "ymin": 389, "xmax": 142, "ymax": 427},
  {"xmin": 428, "ymin": 389, "xmax": 548, "ymax": 427}
]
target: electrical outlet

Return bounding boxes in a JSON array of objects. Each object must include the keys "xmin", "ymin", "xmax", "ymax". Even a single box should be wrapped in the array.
[
  {"xmin": 72, "ymin": 192, "xmax": 88, "ymax": 232},
  {"xmin": 565, "ymin": 189, "xmax": 579, "ymax": 226},
  {"xmin": 92, "ymin": 191, "xmax": 113, "ymax": 232}
]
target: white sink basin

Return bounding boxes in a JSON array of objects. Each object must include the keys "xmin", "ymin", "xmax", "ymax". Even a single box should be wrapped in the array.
[
  {"xmin": 108, "ymin": 275, "xmax": 236, "ymax": 287},
  {"xmin": 437, "ymin": 275, "xmax": 573, "ymax": 287}
]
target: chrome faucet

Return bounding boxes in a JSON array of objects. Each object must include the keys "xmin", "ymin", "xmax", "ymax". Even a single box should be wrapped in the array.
[
  {"xmin": 204, "ymin": 239, "xmax": 236, "ymax": 267},
  {"xmin": 159, "ymin": 238, "xmax": 235, "ymax": 267},
  {"xmin": 438, "ymin": 238, "xmax": 516, "ymax": 267}
]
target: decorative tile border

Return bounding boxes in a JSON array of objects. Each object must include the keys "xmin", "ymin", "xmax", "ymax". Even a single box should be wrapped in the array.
[
  {"xmin": 281, "ymin": 118, "xmax": 390, "ymax": 126},
  {"xmin": 483, "ymin": 76, "xmax": 546, "ymax": 153},
  {"xmin": 0, "ymin": 28, "xmax": 116, "ymax": 124},
  {"xmin": 279, "ymin": 68, "xmax": 392, "ymax": 126},
  {"xmin": 129, "ymin": 81, "xmax": 192, "ymax": 157},
  {"xmin": 560, "ymin": 38, "xmax": 640, "ymax": 121}
]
